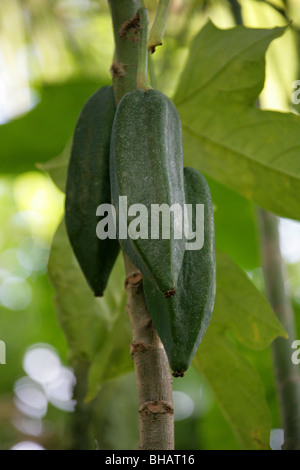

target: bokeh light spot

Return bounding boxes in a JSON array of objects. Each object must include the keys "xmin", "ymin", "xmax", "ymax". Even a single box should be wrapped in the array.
[
  {"xmin": 0, "ymin": 276, "xmax": 32, "ymax": 310},
  {"xmin": 23, "ymin": 344, "xmax": 61, "ymax": 385},
  {"xmin": 14, "ymin": 377, "xmax": 48, "ymax": 419},
  {"xmin": 173, "ymin": 391, "xmax": 195, "ymax": 422},
  {"xmin": 11, "ymin": 441, "xmax": 45, "ymax": 450}
]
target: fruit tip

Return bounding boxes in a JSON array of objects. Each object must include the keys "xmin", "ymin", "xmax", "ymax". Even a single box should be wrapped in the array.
[{"xmin": 172, "ymin": 370, "xmax": 185, "ymax": 378}]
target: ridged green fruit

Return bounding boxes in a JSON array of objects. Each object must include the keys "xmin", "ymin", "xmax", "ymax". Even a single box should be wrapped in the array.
[
  {"xmin": 65, "ymin": 86, "xmax": 120, "ymax": 297},
  {"xmin": 110, "ymin": 89, "xmax": 186, "ymax": 296},
  {"xmin": 143, "ymin": 167, "xmax": 216, "ymax": 375}
]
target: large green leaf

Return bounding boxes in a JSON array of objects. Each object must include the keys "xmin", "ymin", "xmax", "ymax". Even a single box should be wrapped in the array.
[
  {"xmin": 194, "ymin": 250, "xmax": 287, "ymax": 449},
  {"xmin": 48, "ymin": 220, "xmax": 133, "ymax": 400},
  {"xmin": 0, "ymin": 80, "xmax": 101, "ymax": 174},
  {"xmin": 174, "ymin": 21, "xmax": 300, "ymax": 220}
]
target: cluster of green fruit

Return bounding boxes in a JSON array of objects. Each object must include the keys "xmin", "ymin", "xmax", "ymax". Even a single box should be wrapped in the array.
[{"xmin": 65, "ymin": 85, "xmax": 216, "ymax": 376}]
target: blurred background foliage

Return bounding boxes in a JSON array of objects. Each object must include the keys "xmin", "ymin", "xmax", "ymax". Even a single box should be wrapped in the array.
[{"xmin": 0, "ymin": 0, "xmax": 300, "ymax": 450}]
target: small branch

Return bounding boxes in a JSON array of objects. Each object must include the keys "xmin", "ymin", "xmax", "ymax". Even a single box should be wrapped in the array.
[
  {"xmin": 148, "ymin": 0, "xmax": 171, "ymax": 54},
  {"xmin": 124, "ymin": 254, "xmax": 174, "ymax": 450},
  {"xmin": 258, "ymin": 209, "xmax": 300, "ymax": 450},
  {"xmin": 228, "ymin": 0, "xmax": 243, "ymax": 26},
  {"xmin": 70, "ymin": 360, "xmax": 94, "ymax": 450}
]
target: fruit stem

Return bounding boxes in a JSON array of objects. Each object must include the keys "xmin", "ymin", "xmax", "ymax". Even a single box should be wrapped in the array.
[
  {"xmin": 137, "ymin": 8, "xmax": 152, "ymax": 90},
  {"xmin": 109, "ymin": 0, "xmax": 141, "ymax": 104}
]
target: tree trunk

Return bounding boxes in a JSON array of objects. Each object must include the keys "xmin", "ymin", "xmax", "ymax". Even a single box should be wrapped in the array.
[{"xmin": 108, "ymin": 0, "xmax": 174, "ymax": 450}]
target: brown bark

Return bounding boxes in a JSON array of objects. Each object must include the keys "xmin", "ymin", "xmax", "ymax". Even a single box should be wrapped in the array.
[{"xmin": 124, "ymin": 254, "xmax": 174, "ymax": 450}]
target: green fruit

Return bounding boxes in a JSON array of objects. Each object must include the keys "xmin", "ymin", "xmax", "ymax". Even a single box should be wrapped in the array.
[
  {"xmin": 110, "ymin": 89, "xmax": 186, "ymax": 296},
  {"xmin": 65, "ymin": 86, "xmax": 120, "ymax": 297},
  {"xmin": 143, "ymin": 166, "xmax": 216, "ymax": 375}
]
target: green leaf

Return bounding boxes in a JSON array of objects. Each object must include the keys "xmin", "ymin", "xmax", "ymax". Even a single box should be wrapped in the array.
[
  {"xmin": 0, "ymin": 80, "xmax": 101, "ymax": 174},
  {"xmin": 38, "ymin": 142, "xmax": 70, "ymax": 193},
  {"xmin": 214, "ymin": 250, "xmax": 287, "ymax": 349},
  {"xmin": 48, "ymin": 220, "xmax": 133, "ymax": 400},
  {"xmin": 194, "ymin": 250, "xmax": 287, "ymax": 449},
  {"xmin": 86, "ymin": 314, "xmax": 133, "ymax": 402},
  {"xmin": 194, "ymin": 334, "xmax": 271, "ymax": 450},
  {"xmin": 208, "ymin": 175, "xmax": 260, "ymax": 270},
  {"xmin": 174, "ymin": 21, "xmax": 300, "ymax": 220}
]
